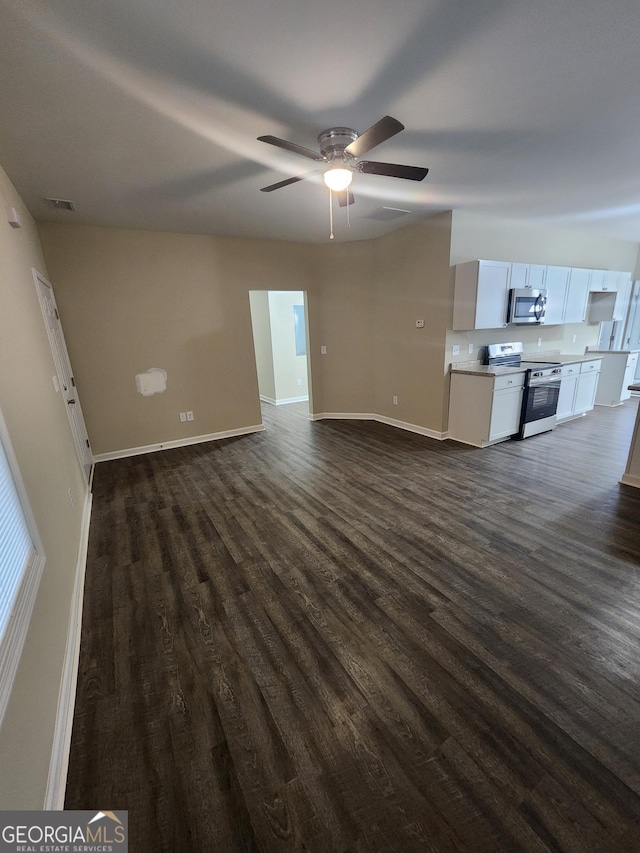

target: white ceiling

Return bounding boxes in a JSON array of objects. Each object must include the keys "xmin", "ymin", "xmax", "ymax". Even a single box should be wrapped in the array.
[{"xmin": 1, "ymin": 0, "xmax": 640, "ymax": 244}]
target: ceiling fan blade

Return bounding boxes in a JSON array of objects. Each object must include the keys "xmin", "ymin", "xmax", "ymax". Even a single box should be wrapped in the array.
[
  {"xmin": 257, "ymin": 135, "xmax": 324, "ymax": 161},
  {"xmin": 345, "ymin": 116, "xmax": 404, "ymax": 158},
  {"xmin": 337, "ymin": 191, "xmax": 355, "ymax": 207},
  {"xmin": 356, "ymin": 161, "xmax": 429, "ymax": 181},
  {"xmin": 260, "ymin": 175, "xmax": 309, "ymax": 192}
]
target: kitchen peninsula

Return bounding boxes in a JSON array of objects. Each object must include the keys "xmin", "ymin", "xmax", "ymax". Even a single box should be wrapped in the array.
[{"xmin": 621, "ymin": 384, "xmax": 640, "ymax": 488}]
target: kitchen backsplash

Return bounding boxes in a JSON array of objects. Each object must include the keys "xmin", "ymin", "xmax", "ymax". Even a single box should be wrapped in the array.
[{"xmin": 445, "ymin": 322, "xmax": 599, "ymax": 367}]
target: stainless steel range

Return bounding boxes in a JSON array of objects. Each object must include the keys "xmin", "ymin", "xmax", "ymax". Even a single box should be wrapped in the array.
[{"xmin": 484, "ymin": 342, "xmax": 562, "ymax": 439}]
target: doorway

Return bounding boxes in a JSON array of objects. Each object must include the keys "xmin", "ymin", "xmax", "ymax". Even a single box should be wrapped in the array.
[
  {"xmin": 33, "ymin": 270, "xmax": 93, "ymax": 483},
  {"xmin": 622, "ymin": 281, "xmax": 640, "ymax": 382},
  {"xmin": 248, "ymin": 290, "xmax": 311, "ymax": 410}
]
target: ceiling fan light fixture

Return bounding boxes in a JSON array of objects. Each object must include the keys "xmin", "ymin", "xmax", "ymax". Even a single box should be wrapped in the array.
[{"xmin": 323, "ymin": 167, "xmax": 353, "ymax": 192}]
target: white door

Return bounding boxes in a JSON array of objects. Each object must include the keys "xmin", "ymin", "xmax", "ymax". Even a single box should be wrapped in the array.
[
  {"xmin": 32, "ymin": 270, "xmax": 93, "ymax": 483},
  {"xmin": 623, "ymin": 282, "xmax": 640, "ymax": 381}
]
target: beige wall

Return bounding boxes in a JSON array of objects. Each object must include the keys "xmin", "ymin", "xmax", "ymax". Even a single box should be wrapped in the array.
[
  {"xmin": 374, "ymin": 213, "xmax": 453, "ymax": 433},
  {"xmin": 38, "ymin": 225, "xmax": 321, "ymax": 455},
  {"xmin": 311, "ymin": 240, "xmax": 376, "ymax": 415},
  {"xmin": 38, "ymin": 215, "xmax": 454, "ymax": 446},
  {"xmin": 0, "ymin": 166, "xmax": 88, "ymax": 806},
  {"xmin": 249, "ymin": 290, "xmax": 276, "ymax": 401},
  {"xmin": 450, "ymin": 210, "xmax": 640, "ymax": 270}
]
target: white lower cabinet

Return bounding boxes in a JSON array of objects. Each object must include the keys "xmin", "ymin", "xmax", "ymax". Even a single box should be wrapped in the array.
[
  {"xmin": 556, "ymin": 365, "xmax": 580, "ymax": 420},
  {"xmin": 594, "ymin": 351, "xmax": 639, "ymax": 406},
  {"xmin": 574, "ymin": 365, "xmax": 600, "ymax": 414},
  {"xmin": 448, "ymin": 371, "xmax": 525, "ymax": 447},
  {"xmin": 556, "ymin": 360, "xmax": 601, "ymax": 421}
]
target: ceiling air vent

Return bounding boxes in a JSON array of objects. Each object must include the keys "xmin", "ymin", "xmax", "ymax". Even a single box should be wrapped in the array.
[
  {"xmin": 366, "ymin": 206, "xmax": 411, "ymax": 221},
  {"xmin": 46, "ymin": 198, "xmax": 76, "ymax": 211}
]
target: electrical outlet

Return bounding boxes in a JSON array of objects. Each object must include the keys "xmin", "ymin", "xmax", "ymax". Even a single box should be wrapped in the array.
[
  {"xmin": 468, "ymin": 343, "xmax": 474, "ymax": 354},
  {"xmin": 179, "ymin": 412, "xmax": 187, "ymax": 422},
  {"xmin": 416, "ymin": 319, "xmax": 424, "ymax": 328},
  {"xmin": 297, "ymin": 378, "xmax": 302, "ymax": 386},
  {"xmin": 392, "ymin": 395, "xmax": 398, "ymax": 405},
  {"xmin": 321, "ymin": 345, "xmax": 327, "ymax": 354},
  {"xmin": 186, "ymin": 411, "xmax": 194, "ymax": 421},
  {"xmin": 452, "ymin": 345, "xmax": 461, "ymax": 356}
]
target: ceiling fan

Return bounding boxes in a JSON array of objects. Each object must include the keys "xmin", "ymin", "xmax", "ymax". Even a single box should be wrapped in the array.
[{"xmin": 257, "ymin": 116, "xmax": 429, "ymax": 207}]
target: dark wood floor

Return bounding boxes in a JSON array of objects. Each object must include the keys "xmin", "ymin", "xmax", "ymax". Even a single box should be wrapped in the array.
[{"xmin": 66, "ymin": 399, "xmax": 640, "ymax": 852}]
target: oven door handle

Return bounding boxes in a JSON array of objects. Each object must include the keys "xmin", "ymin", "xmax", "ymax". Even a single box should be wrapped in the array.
[{"xmin": 534, "ymin": 294, "xmax": 546, "ymax": 322}]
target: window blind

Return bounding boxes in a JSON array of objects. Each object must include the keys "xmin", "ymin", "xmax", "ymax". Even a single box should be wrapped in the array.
[{"xmin": 0, "ymin": 438, "xmax": 34, "ymax": 641}]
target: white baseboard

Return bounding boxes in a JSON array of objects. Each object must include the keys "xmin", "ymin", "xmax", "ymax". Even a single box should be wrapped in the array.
[
  {"xmin": 375, "ymin": 414, "xmax": 447, "ymax": 441},
  {"xmin": 309, "ymin": 412, "xmax": 376, "ymax": 421},
  {"xmin": 44, "ymin": 488, "xmax": 93, "ymax": 810},
  {"xmin": 310, "ymin": 412, "xmax": 447, "ymax": 441},
  {"xmin": 620, "ymin": 473, "xmax": 640, "ymax": 489},
  {"xmin": 92, "ymin": 424, "xmax": 265, "ymax": 463},
  {"xmin": 275, "ymin": 395, "xmax": 309, "ymax": 405},
  {"xmin": 260, "ymin": 395, "xmax": 309, "ymax": 406}
]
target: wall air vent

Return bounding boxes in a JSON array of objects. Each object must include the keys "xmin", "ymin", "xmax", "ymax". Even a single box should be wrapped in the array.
[
  {"xmin": 46, "ymin": 198, "xmax": 76, "ymax": 212},
  {"xmin": 365, "ymin": 206, "xmax": 411, "ymax": 221}
]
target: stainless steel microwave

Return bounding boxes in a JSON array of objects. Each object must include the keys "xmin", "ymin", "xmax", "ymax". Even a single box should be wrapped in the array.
[{"xmin": 507, "ymin": 288, "xmax": 547, "ymax": 325}]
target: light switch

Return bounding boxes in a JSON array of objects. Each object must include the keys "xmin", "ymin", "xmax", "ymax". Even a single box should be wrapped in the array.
[
  {"xmin": 452, "ymin": 345, "xmax": 461, "ymax": 356},
  {"xmin": 321, "ymin": 346, "xmax": 327, "ymax": 354}
]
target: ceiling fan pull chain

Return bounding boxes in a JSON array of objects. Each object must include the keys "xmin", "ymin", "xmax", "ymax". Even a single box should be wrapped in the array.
[
  {"xmin": 329, "ymin": 188, "xmax": 334, "ymax": 240},
  {"xmin": 346, "ymin": 191, "xmax": 351, "ymax": 229}
]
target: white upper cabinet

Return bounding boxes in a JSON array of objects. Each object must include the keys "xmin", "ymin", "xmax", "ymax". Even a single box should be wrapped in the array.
[
  {"xmin": 589, "ymin": 269, "xmax": 619, "ymax": 291},
  {"xmin": 510, "ymin": 263, "xmax": 546, "ymax": 289},
  {"xmin": 452, "ymin": 260, "xmax": 511, "ymax": 330},
  {"xmin": 452, "ymin": 260, "xmax": 632, "ymax": 331},
  {"xmin": 613, "ymin": 272, "xmax": 632, "ymax": 321},
  {"xmin": 510, "ymin": 263, "xmax": 528, "ymax": 288},
  {"xmin": 544, "ymin": 266, "xmax": 571, "ymax": 325},
  {"xmin": 564, "ymin": 268, "xmax": 591, "ymax": 324},
  {"xmin": 529, "ymin": 265, "xmax": 547, "ymax": 288},
  {"xmin": 587, "ymin": 271, "xmax": 632, "ymax": 323}
]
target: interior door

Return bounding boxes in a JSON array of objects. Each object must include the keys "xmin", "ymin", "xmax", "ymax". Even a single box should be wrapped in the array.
[
  {"xmin": 33, "ymin": 270, "xmax": 93, "ymax": 483},
  {"xmin": 623, "ymin": 282, "xmax": 640, "ymax": 381}
]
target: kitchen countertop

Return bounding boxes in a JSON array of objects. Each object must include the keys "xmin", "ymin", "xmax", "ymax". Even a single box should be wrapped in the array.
[
  {"xmin": 522, "ymin": 352, "xmax": 604, "ymax": 365},
  {"xmin": 450, "ymin": 362, "xmax": 525, "ymax": 377},
  {"xmin": 584, "ymin": 349, "xmax": 640, "ymax": 355}
]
